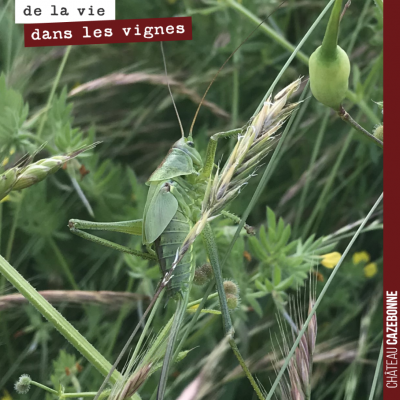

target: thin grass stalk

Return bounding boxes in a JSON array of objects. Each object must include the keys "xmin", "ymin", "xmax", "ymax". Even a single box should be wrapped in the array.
[
  {"xmin": 37, "ymin": 45, "xmax": 72, "ymax": 139},
  {"xmin": 344, "ymin": 289, "xmax": 382, "ymax": 400},
  {"xmin": 374, "ymin": 0, "xmax": 383, "ymax": 14},
  {"xmin": 129, "ymin": 293, "xmax": 165, "ymax": 371},
  {"xmin": 105, "ymin": 277, "xmax": 134, "ymax": 359},
  {"xmin": 302, "ymin": 129, "xmax": 354, "ymax": 238},
  {"xmin": 5, "ymin": 11, "xmax": 12, "ymax": 73},
  {"xmin": 172, "ymin": 280, "xmax": 215, "ymax": 361},
  {"xmin": 5, "ymin": 193, "xmax": 22, "ymax": 262},
  {"xmin": 280, "ymin": 88, "xmax": 312, "ymax": 155},
  {"xmin": 347, "ymin": 0, "xmax": 373, "ymax": 55},
  {"xmin": 0, "ymin": 0, "xmax": 12, "ymax": 26},
  {"xmin": 0, "ymin": 342, "xmax": 32, "ymax": 389},
  {"xmin": 293, "ymin": 109, "xmax": 329, "ymax": 237},
  {"xmin": 368, "ymin": 341, "xmax": 383, "ymax": 400},
  {"xmin": 48, "ymin": 237, "xmax": 79, "ymax": 290},
  {"xmin": 265, "ymin": 192, "xmax": 383, "ymax": 400},
  {"xmin": 226, "ymin": 0, "xmax": 309, "ymax": 65}
]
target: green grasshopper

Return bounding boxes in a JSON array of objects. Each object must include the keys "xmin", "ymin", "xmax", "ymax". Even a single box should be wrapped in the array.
[{"xmin": 68, "ymin": 42, "xmax": 301, "ymax": 399}]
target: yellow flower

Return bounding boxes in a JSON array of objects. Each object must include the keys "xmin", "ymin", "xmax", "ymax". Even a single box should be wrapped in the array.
[
  {"xmin": 1, "ymin": 157, "xmax": 9, "ymax": 166},
  {"xmin": 352, "ymin": 251, "xmax": 370, "ymax": 265},
  {"xmin": 320, "ymin": 252, "xmax": 341, "ymax": 269},
  {"xmin": 364, "ymin": 262, "xmax": 378, "ymax": 278},
  {"xmin": 1, "ymin": 389, "xmax": 12, "ymax": 400}
]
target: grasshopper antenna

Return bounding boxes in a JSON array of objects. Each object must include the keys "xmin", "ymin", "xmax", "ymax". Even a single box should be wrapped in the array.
[
  {"xmin": 160, "ymin": 42, "xmax": 185, "ymax": 138},
  {"xmin": 188, "ymin": 1, "xmax": 286, "ymax": 137}
]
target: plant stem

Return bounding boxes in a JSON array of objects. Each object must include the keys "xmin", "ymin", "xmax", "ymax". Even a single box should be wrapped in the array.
[
  {"xmin": 5, "ymin": 193, "xmax": 23, "ymax": 262},
  {"xmin": 30, "ymin": 380, "xmax": 59, "ymax": 395},
  {"xmin": 173, "ymin": 281, "xmax": 215, "ymax": 361},
  {"xmin": 37, "ymin": 46, "xmax": 72, "ymax": 139},
  {"xmin": 338, "ymin": 106, "xmax": 383, "ymax": 148},
  {"xmin": 0, "ymin": 0, "xmax": 12, "ymax": 25},
  {"xmin": 368, "ymin": 341, "xmax": 383, "ymax": 400},
  {"xmin": 293, "ymin": 109, "xmax": 329, "ymax": 237},
  {"xmin": 129, "ymin": 292, "xmax": 164, "ymax": 368},
  {"xmin": 226, "ymin": 0, "xmax": 309, "ymax": 65},
  {"xmin": 374, "ymin": 0, "xmax": 383, "ymax": 14},
  {"xmin": 202, "ymin": 224, "xmax": 265, "ymax": 400},
  {"xmin": 187, "ymin": 291, "xmax": 218, "ymax": 308},
  {"xmin": 265, "ymin": 192, "xmax": 383, "ymax": 400},
  {"xmin": 302, "ymin": 131, "xmax": 354, "ymax": 238},
  {"xmin": 0, "ymin": 254, "xmax": 126, "ymax": 388},
  {"xmin": 30, "ymin": 381, "xmax": 111, "ymax": 398},
  {"xmin": 48, "ymin": 237, "xmax": 79, "ymax": 290}
]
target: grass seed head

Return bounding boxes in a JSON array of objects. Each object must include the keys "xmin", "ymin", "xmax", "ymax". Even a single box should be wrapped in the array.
[
  {"xmin": 0, "ymin": 143, "xmax": 99, "ymax": 201},
  {"xmin": 116, "ymin": 364, "xmax": 152, "ymax": 400},
  {"xmin": 12, "ymin": 155, "xmax": 67, "ymax": 190},
  {"xmin": 206, "ymin": 78, "xmax": 301, "ymax": 216},
  {"xmin": 0, "ymin": 168, "xmax": 18, "ymax": 200}
]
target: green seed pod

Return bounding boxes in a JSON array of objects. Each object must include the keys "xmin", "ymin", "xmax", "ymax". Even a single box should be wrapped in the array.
[
  {"xmin": 309, "ymin": 0, "xmax": 350, "ymax": 110},
  {"xmin": 373, "ymin": 124, "xmax": 383, "ymax": 141},
  {"xmin": 223, "ymin": 280, "xmax": 239, "ymax": 296},
  {"xmin": 193, "ymin": 263, "xmax": 213, "ymax": 286},
  {"xmin": 223, "ymin": 280, "xmax": 240, "ymax": 310},
  {"xmin": 226, "ymin": 294, "xmax": 238, "ymax": 310}
]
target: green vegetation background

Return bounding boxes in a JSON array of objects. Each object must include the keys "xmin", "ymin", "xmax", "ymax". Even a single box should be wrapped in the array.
[{"xmin": 0, "ymin": 0, "xmax": 383, "ymax": 399}]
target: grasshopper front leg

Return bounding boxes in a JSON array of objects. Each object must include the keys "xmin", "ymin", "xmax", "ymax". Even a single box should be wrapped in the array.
[
  {"xmin": 68, "ymin": 219, "xmax": 157, "ymax": 261},
  {"xmin": 200, "ymin": 128, "xmax": 243, "ymax": 180}
]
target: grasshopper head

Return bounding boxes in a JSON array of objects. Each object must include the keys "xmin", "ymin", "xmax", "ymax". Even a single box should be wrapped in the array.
[{"xmin": 173, "ymin": 137, "xmax": 203, "ymax": 167}]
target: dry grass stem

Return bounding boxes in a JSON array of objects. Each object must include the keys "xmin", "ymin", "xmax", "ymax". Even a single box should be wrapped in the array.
[
  {"xmin": 0, "ymin": 290, "xmax": 150, "ymax": 311},
  {"xmin": 68, "ymin": 72, "xmax": 229, "ymax": 119}
]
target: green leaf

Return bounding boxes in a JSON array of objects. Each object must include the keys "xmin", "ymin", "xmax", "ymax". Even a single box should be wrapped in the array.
[
  {"xmin": 264, "ymin": 278, "xmax": 274, "ymax": 292},
  {"xmin": 277, "ymin": 217, "xmax": 285, "ymax": 237},
  {"xmin": 267, "ymin": 207, "xmax": 276, "ymax": 233},
  {"xmin": 302, "ymin": 234, "xmax": 316, "ymax": 251},
  {"xmin": 273, "ymin": 266, "xmax": 282, "ymax": 286},
  {"xmin": 0, "ymin": 74, "xmax": 31, "ymax": 157},
  {"xmin": 255, "ymin": 279, "xmax": 267, "ymax": 292},
  {"xmin": 248, "ymin": 235, "xmax": 268, "ymax": 261},
  {"xmin": 276, "ymin": 225, "xmax": 291, "ymax": 250},
  {"xmin": 275, "ymin": 276, "xmax": 294, "ymax": 291},
  {"xmin": 247, "ymin": 295, "xmax": 263, "ymax": 317}
]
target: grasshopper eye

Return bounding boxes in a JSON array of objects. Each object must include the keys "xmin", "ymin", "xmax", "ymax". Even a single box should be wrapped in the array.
[{"xmin": 187, "ymin": 141, "xmax": 195, "ymax": 148}]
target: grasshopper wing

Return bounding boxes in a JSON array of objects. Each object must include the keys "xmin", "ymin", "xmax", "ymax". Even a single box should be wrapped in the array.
[{"xmin": 143, "ymin": 182, "xmax": 178, "ymax": 244}]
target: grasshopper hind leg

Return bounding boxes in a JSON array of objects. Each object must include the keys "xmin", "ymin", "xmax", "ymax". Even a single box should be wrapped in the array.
[{"xmin": 68, "ymin": 218, "xmax": 156, "ymax": 261}]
